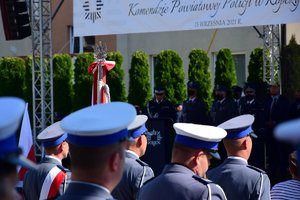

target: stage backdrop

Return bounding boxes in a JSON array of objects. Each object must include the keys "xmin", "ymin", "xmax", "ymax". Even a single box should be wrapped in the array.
[{"xmin": 73, "ymin": 0, "xmax": 300, "ymax": 36}]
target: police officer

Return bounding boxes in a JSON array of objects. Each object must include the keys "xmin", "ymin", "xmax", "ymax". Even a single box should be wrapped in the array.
[
  {"xmin": 58, "ymin": 102, "xmax": 136, "ymax": 199},
  {"xmin": 112, "ymin": 115, "xmax": 154, "ymax": 200},
  {"xmin": 144, "ymin": 86, "xmax": 176, "ymax": 122},
  {"xmin": 180, "ymin": 81, "xmax": 208, "ymax": 124},
  {"xmin": 0, "ymin": 97, "xmax": 36, "ymax": 200},
  {"xmin": 137, "ymin": 123, "xmax": 227, "ymax": 200},
  {"xmin": 240, "ymin": 84, "xmax": 265, "ymax": 169},
  {"xmin": 23, "ymin": 121, "xmax": 71, "ymax": 200},
  {"xmin": 232, "ymin": 85, "xmax": 243, "ymax": 114},
  {"xmin": 209, "ymin": 85, "xmax": 238, "ymax": 126},
  {"xmin": 207, "ymin": 115, "xmax": 271, "ymax": 200}
]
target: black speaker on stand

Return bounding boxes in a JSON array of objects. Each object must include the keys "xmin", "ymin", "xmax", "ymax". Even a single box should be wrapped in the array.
[{"xmin": 0, "ymin": 0, "xmax": 31, "ymax": 40}]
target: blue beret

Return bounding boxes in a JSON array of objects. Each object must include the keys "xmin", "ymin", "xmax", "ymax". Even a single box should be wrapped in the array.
[
  {"xmin": 61, "ymin": 102, "xmax": 136, "ymax": 147},
  {"xmin": 218, "ymin": 114, "xmax": 257, "ymax": 139},
  {"xmin": 173, "ymin": 123, "xmax": 227, "ymax": 159}
]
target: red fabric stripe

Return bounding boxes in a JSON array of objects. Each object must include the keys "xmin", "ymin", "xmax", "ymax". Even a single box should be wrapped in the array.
[
  {"xmin": 47, "ymin": 171, "xmax": 66, "ymax": 199},
  {"xmin": 18, "ymin": 145, "xmax": 36, "ymax": 180}
]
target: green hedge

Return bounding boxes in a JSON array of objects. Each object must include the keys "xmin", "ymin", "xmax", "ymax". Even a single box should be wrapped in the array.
[
  {"xmin": 106, "ymin": 51, "xmax": 127, "ymax": 102},
  {"xmin": 53, "ymin": 54, "xmax": 74, "ymax": 118},
  {"xmin": 0, "ymin": 57, "xmax": 26, "ymax": 98},
  {"xmin": 247, "ymin": 48, "xmax": 263, "ymax": 83},
  {"xmin": 188, "ymin": 48, "xmax": 212, "ymax": 112},
  {"xmin": 73, "ymin": 53, "xmax": 94, "ymax": 110},
  {"xmin": 155, "ymin": 50, "xmax": 186, "ymax": 104},
  {"xmin": 214, "ymin": 48, "xmax": 237, "ymax": 95},
  {"xmin": 127, "ymin": 51, "xmax": 151, "ymax": 108},
  {"xmin": 281, "ymin": 35, "xmax": 300, "ymax": 100}
]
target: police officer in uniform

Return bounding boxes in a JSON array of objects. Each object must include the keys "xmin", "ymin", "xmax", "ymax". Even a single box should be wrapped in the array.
[
  {"xmin": 137, "ymin": 123, "xmax": 227, "ymax": 200},
  {"xmin": 232, "ymin": 85, "xmax": 243, "ymax": 114},
  {"xmin": 58, "ymin": 102, "xmax": 136, "ymax": 200},
  {"xmin": 209, "ymin": 85, "xmax": 238, "ymax": 126},
  {"xmin": 0, "ymin": 97, "xmax": 36, "ymax": 200},
  {"xmin": 240, "ymin": 84, "xmax": 265, "ymax": 169},
  {"xmin": 144, "ymin": 86, "xmax": 176, "ymax": 122},
  {"xmin": 23, "ymin": 121, "xmax": 71, "ymax": 200},
  {"xmin": 180, "ymin": 81, "xmax": 208, "ymax": 124},
  {"xmin": 207, "ymin": 115, "xmax": 271, "ymax": 200},
  {"xmin": 112, "ymin": 115, "xmax": 154, "ymax": 200}
]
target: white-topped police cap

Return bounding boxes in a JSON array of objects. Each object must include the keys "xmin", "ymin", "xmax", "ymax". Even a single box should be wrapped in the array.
[
  {"xmin": 37, "ymin": 121, "xmax": 68, "ymax": 148},
  {"xmin": 274, "ymin": 118, "xmax": 300, "ymax": 144},
  {"xmin": 173, "ymin": 123, "xmax": 227, "ymax": 159},
  {"xmin": 218, "ymin": 114, "xmax": 257, "ymax": 139},
  {"xmin": 61, "ymin": 102, "xmax": 136, "ymax": 146},
  {"xmin": 275, "ymin": 118, "xmax": 300, "ymax": 162},
  {"xmin": 128, "ymin": 115, "xmax": 148, "ymax": 139},
  {"xmin": 0, "ymin": 97, "xmax": 36, "ymax": 169}
]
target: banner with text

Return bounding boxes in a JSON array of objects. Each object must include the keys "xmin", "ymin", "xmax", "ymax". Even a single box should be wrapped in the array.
[{"xmin": 74, "ymin": 0, "xmax": 300, "ymax": 36}]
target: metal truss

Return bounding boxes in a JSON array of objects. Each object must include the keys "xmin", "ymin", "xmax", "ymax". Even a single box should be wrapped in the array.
[
  {"xmin": 263, "ymin": 25, "xmax": 281, "ymax": 85},
  {"xmin": 30, "ymin": 0, "xmax": 53, "ymax": 157}
]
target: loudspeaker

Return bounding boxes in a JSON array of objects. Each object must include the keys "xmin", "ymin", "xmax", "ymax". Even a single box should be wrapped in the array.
[{"xmin": 0, "ymin": 0, "xmax": 31, "ymax": 40}]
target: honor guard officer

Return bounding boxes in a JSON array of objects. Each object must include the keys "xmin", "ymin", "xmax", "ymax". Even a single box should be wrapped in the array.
[
  {"xmin": 137, "ymin": 123, "xmax": 227, "ymax": 200},
  {"xmin": 207, "ymin": 115, "xmax": 271, "ymax": 200},
  {"xmin": 57, "ymin": 102, "xmax": 136, "ymax": 200},
  {"xmin": 112, "ymin": 115, "xmax": 154, "ymax": 200},
  {"xmin": 0, "ymin": 97, "xmax": 36, "ymax": 200},
  {"xmin": 144, "ymin": 86, "xmax": 176, "ymax": 122},
  {"xmin": 23, "ymin": 121, "xmax": 70, "ymax": 200}
]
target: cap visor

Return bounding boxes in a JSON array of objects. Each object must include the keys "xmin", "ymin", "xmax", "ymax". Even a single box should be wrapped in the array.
[
  {"xmin": 210, "ymin": 151, "xmax": 221, "ymax": 160},
  {"xmin": 8, "ymin": 155, "xmax": 37, "ymax": 170},
  {"xmin": 250, "ymin": 132, "xmax": 258, "ymax": 139}
]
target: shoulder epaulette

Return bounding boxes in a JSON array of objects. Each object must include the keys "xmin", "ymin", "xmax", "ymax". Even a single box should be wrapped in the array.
[
  {"xmin": 136, "ymin": 159, "xmax": 149, "ymax": 167},
  {"xmin": 247, "ymin": 165, "xmax": 266, "ymax": 174},
  {"xmin": 192, "ymin": 175, "xmax": 212, "ymax": 185}
]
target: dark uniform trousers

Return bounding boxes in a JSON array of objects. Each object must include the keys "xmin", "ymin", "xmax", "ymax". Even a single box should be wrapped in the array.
[
  {"xmin": 207, "ymin": 157, "xmax": 271, "ymax": 200},
  {"xmin": 112, "ymin": 151, "xmax": 154, "ymax": 200},
  {"xmin": 57, "ymin": 182, "xmax": 115, "ymax": 200},
  {"xmin": 23, "ymin": 156, "xmax": 71, "ymax": 200},
  {"xmin": 137, "ymin": 164, "xmax": 227, "ymax": 200}
]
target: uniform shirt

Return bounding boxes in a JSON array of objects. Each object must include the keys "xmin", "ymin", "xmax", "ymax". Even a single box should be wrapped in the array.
[
  {"xmin": 209, "ymin": 98, "xmax": 238, "ymax": 126},
  {"xmin": 137, "ymin": 163, "xmax": 227, "ymax": 200},
  {"xmin": 112, "ymin": 150, "xmax": 154, "ymax": 200},
  {"xmin": 271, "ymin": 179, "xmax": 300, "ymax": 200},
  {"xmin": 23, "ymin": 156, "xmax": 71, "ymax": 200},
  {"xmin": 180, "ymin": 97, "xmax": 208, "ymax": 124},
  {"xmin": 57, "ymin": 181, "xmax": 114, "ymax": 200},
  {"xmin": 207, "ymin": 157, "xmax": 271, "ymax": 200}
]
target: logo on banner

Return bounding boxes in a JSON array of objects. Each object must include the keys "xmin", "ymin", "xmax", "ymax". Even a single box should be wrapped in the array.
[
  {"xmin": 83, "ymin": 0, "xmax": 103, "ymax": 23},
  {"xmin": 146, "ymin": 130, "xmax": 163, "ymax": 147}
]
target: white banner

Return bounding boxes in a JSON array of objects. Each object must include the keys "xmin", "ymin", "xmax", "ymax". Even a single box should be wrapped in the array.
[{"xmin": 73, "ymin": 0, "xmax": 300, "ymax": 36}]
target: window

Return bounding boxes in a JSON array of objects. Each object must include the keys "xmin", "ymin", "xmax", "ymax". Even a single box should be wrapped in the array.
[
  {"xmin": 232, "ymin": 54, "xmax": 246, "ymax": 87},
  {"xmin": 149, "ymin": 55, "xmax": 157, "ymax": 93}
]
